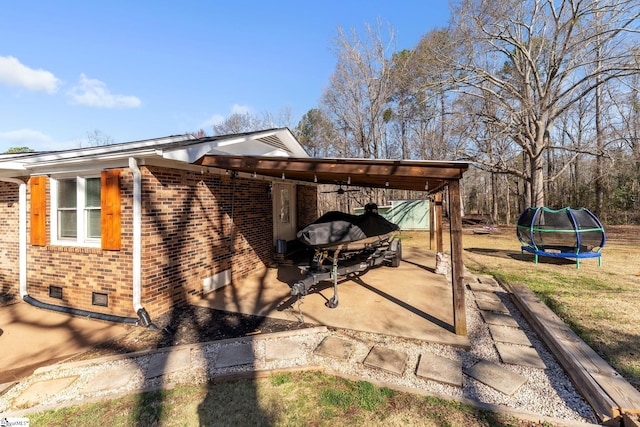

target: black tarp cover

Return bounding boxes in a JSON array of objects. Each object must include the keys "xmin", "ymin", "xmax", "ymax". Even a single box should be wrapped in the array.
[{"xmin": 297, "ymin": 211, "xmax": 400, "ymax": 248}]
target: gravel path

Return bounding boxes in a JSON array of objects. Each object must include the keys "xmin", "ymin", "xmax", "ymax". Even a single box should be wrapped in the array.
[{"xmin": 0, "ymin": 281, "xmax": 600, "ymax": 425}]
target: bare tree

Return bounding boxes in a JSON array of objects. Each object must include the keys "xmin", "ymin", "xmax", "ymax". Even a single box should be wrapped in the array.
[
  {"xmin": 321, "ymin": 21, "xmax": 396, "ymax": 158},
  {"xmin": 450, "ymin": 0, "xmax": 640, "ymax": 208},
  {"xmin": 83, "ymin": 129, "xmax": 114, "ymax": 147},
  {"xmin": 190, "ymin": 129, "xmax": 208, "ymax": 138},
  {"xmin": 211, "ymin": 112, "xmax": 267, "ymax": 135}
]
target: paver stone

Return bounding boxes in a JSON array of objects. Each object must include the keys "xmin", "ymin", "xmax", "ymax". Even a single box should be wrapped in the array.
[
  {"xmin": 363, "ymin": 346, "xmax": 408, "ymax": 376},
  {"xmin": 465, "ymin": 361, "xmax": 526, "ymax": 396}
]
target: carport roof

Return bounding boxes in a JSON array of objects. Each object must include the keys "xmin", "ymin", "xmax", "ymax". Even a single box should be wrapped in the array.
[{"xmin": 195, "ymin": 155, "xmax": 469, "ymax": 193}]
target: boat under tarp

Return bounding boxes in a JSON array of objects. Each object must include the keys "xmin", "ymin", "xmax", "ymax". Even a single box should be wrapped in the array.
[{"xmin": 297, "ymin": 210, "xmax": 400, "ymax": 249}]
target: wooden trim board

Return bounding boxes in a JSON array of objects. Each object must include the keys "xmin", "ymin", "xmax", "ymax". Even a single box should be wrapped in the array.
[{"xmin": 508, "ymin": 283, "xmax": 640, "ymax": 423}]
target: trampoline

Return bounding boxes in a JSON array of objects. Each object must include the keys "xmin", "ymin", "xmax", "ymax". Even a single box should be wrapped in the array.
[{"xmin": 516, "ymin": 207, "xmax": 606, "ymax": 269}]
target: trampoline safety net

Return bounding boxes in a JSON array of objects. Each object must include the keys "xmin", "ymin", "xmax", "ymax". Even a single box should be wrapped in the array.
[{"xmin": 516, "ymin": 207, "xmax": 606, "ymax": 267}]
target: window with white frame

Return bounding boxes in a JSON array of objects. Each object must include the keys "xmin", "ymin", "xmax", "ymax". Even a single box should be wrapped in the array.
[{"xmin": 51, "ymin": 175, "xmax": 101, "ymax": 246}]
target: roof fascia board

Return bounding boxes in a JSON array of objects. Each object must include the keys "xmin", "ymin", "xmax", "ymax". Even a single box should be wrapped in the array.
[{"xmin": 0, "ymin": 129, "xmax": 308, "ymax": 177}]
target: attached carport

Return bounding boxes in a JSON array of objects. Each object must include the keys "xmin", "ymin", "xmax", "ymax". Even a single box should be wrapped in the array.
[{"xmin": 195, "ymin": 155, "xmax": 470, "ymax": 336}]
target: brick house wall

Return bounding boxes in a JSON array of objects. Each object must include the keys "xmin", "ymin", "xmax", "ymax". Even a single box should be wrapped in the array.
[
  {"xmin": 0, "ymin": 181, "xmax": 21, "ymax": 296},
  {"xmin": 2, "ymin": 165, "xmax": 276, "ymax": 321}
]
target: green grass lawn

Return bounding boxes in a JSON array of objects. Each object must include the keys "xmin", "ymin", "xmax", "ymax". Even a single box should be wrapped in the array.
[{"xmin": 27, "ymin": 371, "xmax": 535, "ymax": 426}]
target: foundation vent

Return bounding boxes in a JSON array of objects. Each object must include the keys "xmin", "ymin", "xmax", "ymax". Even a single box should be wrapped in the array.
[
  {"xmin": 49, "ymin": 285, "xmax": 63, "ymax": 299},
  {"xmin": 92, "ymin": 292, "xmax": 108, "ymax": 307},
  {"xmin": 203, "ymin": 269, "xmax": 231, "ymax": 294}
]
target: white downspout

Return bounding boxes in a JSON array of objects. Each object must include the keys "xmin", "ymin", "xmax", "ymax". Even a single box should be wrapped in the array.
[
  {"xmin": 1, "ymin": 178, "xmax": 27, "ymax": 297},
  {"xmin": 128, "ymin": 158, "xmax": 143, "ymax": 313}
]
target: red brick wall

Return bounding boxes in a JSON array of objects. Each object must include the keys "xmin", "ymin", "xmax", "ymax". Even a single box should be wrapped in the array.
[
  {"xmin": 139, "ymin": 166, "xmax": 274, "ymax": 317},
  {"xmin": 0, "ymin": 181, "xmax": 21, "ymax": 296}
]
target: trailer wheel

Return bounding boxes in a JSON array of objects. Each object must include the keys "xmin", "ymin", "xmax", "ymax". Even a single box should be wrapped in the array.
[{"xmin": 391, "ymin": 239, "xmax": 402, "ymax": 268}]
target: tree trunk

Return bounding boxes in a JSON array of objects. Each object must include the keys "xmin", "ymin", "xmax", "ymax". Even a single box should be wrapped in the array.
[
  {"xmin": 505, "ymin": 175, "xmax": 511, "ymax": 225},
  {"xmin": 491, "ymin": 172, "xmax": 498, "ymax": 224},
  {"xmin": 530, "ymin": 154, "xmax": 545, "ymax": 208}
]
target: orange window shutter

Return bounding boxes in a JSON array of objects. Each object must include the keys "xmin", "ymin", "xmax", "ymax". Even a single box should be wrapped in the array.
[
  {"xmin": 30, "ymin": 176, "xmax": 47, "ymax": 246},
  {"xmin": 101, "ymin": 169, "xmax": 122, "ymax": 250}
]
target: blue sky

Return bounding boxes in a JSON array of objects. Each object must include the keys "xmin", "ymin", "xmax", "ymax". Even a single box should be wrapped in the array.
[{"xmin": 0, "ymin": 1, "xmax": 451, "ymax": 152}]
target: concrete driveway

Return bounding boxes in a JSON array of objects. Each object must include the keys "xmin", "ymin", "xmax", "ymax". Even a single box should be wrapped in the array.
[{"xmin": 0, "ymin": 301, "xmax": 130, "ymax": 383}]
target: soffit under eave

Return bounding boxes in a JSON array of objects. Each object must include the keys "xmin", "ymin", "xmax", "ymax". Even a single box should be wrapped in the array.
[{"xmin": 194, "ymin": 155, "xmax": 469, "ymax": 193}]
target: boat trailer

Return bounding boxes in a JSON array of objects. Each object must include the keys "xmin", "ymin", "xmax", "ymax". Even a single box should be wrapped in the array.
[{"xmin": 290, "ymin": 235, "xmax": 402, "ymax": 308}]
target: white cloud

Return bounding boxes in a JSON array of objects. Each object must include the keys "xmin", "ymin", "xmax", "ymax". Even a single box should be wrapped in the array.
[
  {"xmin": 68, "ymin": 73, "xmax": 141, "ymax": 108},
  {"xmin": 0, "ymin": 56, "xmax": 60, "ymax": 93},
  {"xmin": 201, "ymin": 104, "xmax": 252, "ymax": 128}
]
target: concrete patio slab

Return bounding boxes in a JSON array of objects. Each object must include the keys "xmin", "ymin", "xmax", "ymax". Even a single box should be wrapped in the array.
[
  {"xmin": 13, "ymin": 376, "xmax": 78, "ymax": 408},
  {"xmin": 313, "ymin": 336, "xmax": 355, "ymax": 360},
  {"xmin": 214, "ymin": 343, "xmax": 255, "ymax": 368},
  {"xmin": 416, "ymin": 353, "xmax": 463, "ymax": 387},
  {"xmin": 488, "ymin": 324, "xmax": 532, "ymax": 346},
  {"xmin": 193, "ymin": 247, "xmax": 470, "ymax": 348},
  {"xmin": 465, "ymin": 360, "xmax": 527, "ymax": 396},
  {"xmin": 146, "ymin": 348, "xmax": 191, "ymax": 379},
  {"xmin": 480, "ymin": 311, "xmax": 520, "ymax": 328},
  {"xmin": 363, "ymin": 346, "xmax": 409, "ymax": 375},
  {"xmin": 495, "ymin": 343, "xmax": 546, "ymax": 369}
]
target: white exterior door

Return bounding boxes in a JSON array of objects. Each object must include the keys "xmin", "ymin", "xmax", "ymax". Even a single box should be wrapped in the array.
[{"xmin": 272, "ymin": 182, "xmax": 297, "ymax": 242}]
